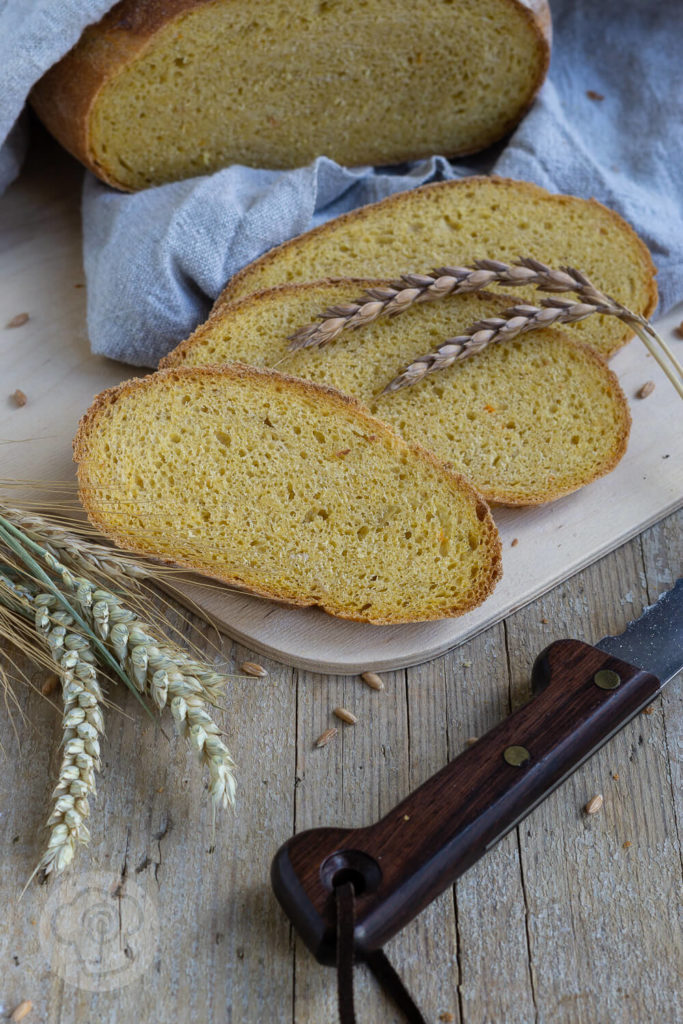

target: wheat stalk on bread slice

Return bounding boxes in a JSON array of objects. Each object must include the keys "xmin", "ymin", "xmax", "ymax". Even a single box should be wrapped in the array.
[{"xmin": 288, "ymin": 259, "xmax": 682, "ymax": 398}]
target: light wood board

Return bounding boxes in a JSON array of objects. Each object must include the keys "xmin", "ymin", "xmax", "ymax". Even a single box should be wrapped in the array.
[{"xmin": 1, "ymin": 143, "xmax": 681, "ymax": 674}]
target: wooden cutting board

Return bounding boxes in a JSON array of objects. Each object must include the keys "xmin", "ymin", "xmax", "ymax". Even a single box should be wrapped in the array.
[{"xmin": 2, "ymin": 141, "xmax": 681, "ymax": 673}]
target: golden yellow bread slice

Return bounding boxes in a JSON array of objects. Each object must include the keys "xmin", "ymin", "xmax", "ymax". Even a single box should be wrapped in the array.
[
  {"xmin": 161, "ymin": 282, "xmax": 632, "ymax": 506},
  {"xmin": 31, "ymin": 0, "xmax": 550, "ymax": 191},
  {"xmin": 73, "ymin": 364, "xmax": 502, "ymax": 624},
  {"xmin": 216, "ymin": 177, "xmax": 657, "ymax": 358}
]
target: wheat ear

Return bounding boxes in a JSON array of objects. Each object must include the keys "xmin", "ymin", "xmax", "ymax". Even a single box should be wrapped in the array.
[
  {"xmin": 287, "ymin": 258, "xmax": 682, "ymax": 398},
  {"xmin": 383, "ymin": 296, "xmax": 683, "ymax": 396},
  {"xmin": 0, "ymin": 505, "xmax": 150, "ymax": 583},
  {"xmin": 0, "ymin": 571, "xmax": 104, "ymax": 876}
]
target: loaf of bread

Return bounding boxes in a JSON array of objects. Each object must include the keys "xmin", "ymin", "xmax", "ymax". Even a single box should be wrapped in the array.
[
  {"xmin": 161, "ymin": 283, "xmax": 631, "ymax": 506},
  {"xmin": 73, "ymin": 364, "xmax": 502, "ymax": 624},
  {"xmin": 30, "ymin": 0, "xmax": 550, "ymax": 191},
  {"xmin": 217, "ymin": 177, "xmax": 657, "ymax": 359}
]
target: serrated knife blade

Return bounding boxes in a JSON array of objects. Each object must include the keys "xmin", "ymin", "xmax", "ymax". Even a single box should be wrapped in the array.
[{"xmin": 596, "ymin": 576, "xmax": 683, "ymax": 688}]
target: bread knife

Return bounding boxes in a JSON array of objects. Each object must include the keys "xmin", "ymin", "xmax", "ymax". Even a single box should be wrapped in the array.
[{"xmin": 271, "ymin": 579, "xmax": 683, "ymax": 964}]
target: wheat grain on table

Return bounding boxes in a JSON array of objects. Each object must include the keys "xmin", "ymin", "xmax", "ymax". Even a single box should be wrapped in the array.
[{"xmin": 0, "ymin": 134, "xmax": 681, "ymax": 1024}]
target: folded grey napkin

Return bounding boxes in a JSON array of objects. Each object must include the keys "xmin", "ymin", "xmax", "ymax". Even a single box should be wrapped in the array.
[{"xmin": 2, "ymin": 1, "xmax": 681, "ymax": 366}]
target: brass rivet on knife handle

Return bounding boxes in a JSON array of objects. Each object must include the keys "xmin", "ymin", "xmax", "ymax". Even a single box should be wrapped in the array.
[
  {"xmin": 503, "ymin": 745, "xmax": 531, "ymax": 767},
  {"xmin": 594, "ymin": 669, "xmax": 621, "ymax": 690}
]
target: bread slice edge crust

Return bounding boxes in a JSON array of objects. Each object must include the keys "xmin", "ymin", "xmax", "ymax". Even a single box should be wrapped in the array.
[{"xmin": 73, "ymin": 362, "xmax": 503, "ymax": 624}]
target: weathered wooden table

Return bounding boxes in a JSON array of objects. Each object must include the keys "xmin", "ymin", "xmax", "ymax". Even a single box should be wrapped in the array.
[{"xmin": 1, "ymin": 134, "xmax": 681, "ymax": 1024}]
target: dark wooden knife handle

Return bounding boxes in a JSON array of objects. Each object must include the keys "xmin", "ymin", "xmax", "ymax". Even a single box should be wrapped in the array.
[{"xmin": 271, "ymin": 640, "xmax": 660, "ymax": 965}]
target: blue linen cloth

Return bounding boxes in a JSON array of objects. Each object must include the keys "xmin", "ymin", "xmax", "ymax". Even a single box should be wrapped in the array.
[{"xmin": 1, "ymin": 1, "xmax": 681, "ymax": 366}]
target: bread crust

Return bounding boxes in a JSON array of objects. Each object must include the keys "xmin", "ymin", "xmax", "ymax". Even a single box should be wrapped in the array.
[
  {"xmin": 218, "ymin": 177, "xmax": 658, "ymax": 349},
  {"xmin": 31, "ymin": 0, "xmax": 551, "ymax": 191},
  {"xmin": 74, "ymin": 362, "xmax": 502, "ymax": 624}
]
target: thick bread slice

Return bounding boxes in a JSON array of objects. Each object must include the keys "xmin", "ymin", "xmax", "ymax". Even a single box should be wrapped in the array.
[
  {"xmin": 31, "ymin": 0, "xmax": 550, "ymax": 192},
  {"xmin": 161, "ymin": 282, "xmax": 632, "ymax": 506},
  {"xmin": 217, "ymin": 177, "xmax": 657, "ymax": 359},
  {"xmin": 73, "ymin": 364, "xmax": 502, "ymax": 624}
]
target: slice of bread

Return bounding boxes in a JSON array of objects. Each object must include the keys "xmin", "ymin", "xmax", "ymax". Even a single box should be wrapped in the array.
[
  {"xmin": 161, "ymin": 282, "xmax": 632, "ymax": 506},
  {"xmin": 31, "ymin": 0, "xmax": 550, "ymax": 191},
  {"xmin": 217, "ymin": 177, "xmax": 657, "ymax": 359},
  {"xmin": 73, "ymin": 364, "xmax": 502, "ymax": 624}
]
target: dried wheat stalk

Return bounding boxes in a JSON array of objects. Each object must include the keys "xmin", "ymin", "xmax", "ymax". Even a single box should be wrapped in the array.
[
  {"xmin": 0, "ymin": 506, "xmax": 237, "ymax": 879},
  {"xmin": 288, "ymin": 259, "xmax": 631, "ymax": 348},
  {"xmin": 1, "ymin": 505, "xmax": 150, "ymax": 583},
  {"xmin": 0, "ymin": 571, "xmax": 104, "ymax": 877},
  {"xmin": 383, "ymin": 296, "xmax": 683, "ymax": 396},
  {"xmin": 287, "ymin": 258, "xmax": 682, "ymax": 398}
]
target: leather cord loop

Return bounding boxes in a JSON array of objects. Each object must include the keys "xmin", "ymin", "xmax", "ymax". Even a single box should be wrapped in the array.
[
  {"xmin": 336, "ymin": 881, "xmax": 357, "ymax": 1024},
  {"xmin": 335, "ymin": 881, "xmax": 428, "ymax": 1024}
]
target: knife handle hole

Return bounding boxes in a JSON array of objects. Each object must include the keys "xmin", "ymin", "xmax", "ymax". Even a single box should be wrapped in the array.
[{"xmin": 321, "ymin": 850, "xmax": 382, "ymax": 896}]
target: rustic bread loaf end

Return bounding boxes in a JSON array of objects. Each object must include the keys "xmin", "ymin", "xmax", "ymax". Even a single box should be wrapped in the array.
[{"xmin": 31, "ymin": 0, "xmax": 550, "ymax": 191}]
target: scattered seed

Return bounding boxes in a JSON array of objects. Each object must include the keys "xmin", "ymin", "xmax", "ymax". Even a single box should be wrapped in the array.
[
  {"xmin": 466, "ymin": 737, "xmax": 478, "ymax": 747},
  {"xmin": 11, "ymin": 389, "xmax": 27, "ymax": 407},
  {"xmin": 675, "ymin": 321, "xmax": 683, "ymax": 339},
  {"xmin": 403, "ymin": 814, "xmax": 410, "ymax": 821},
  {"xmin": 511, "ymin": 538, "xmax": 519, "ymax": 547},
  {"xmin": 540, "ymin": 618, "xmax": 549, "ymax": 624},
  {"xmin": 641, "ymin": 706, "xmax": 654, "ymax": 715},
  {"xmin": 315, "ymin": 727, "xmax": 337, "ymax": 748},
  {"xmin": 586, "ymin": 89, "xmax": 605, "ymax": 101},
  {"xmin": 360, "ymin": 671, "xmax": 384, "ymax": 691},
  {"xmin": 6, "ymin": 312, "xmax": 29, "ymax": 329},
  {"xmin": 622, "ymin": 840, "xmax": 632, "ymax": 849},
  {"xmin": 239, "ymin": 661, "xmax": 268, "ymax": 678},
  {"xmin": 333, "ymin": 707, "xmax": 357, "ymax": 725},
  {"xmin": 41, "ymin": 673, "xmax": 59, "ymax": 696},
  {"xmin": 10, "ymin": 1001, "xmax": 33, "ymax": 1022},
  {"xmin": 462, "ymin": 660, "xmax": 472, "ymax": 668},
  {"xmin": 584, "ymin": 794, "xmax": 603, "ymax": 815},
  {"xmin": 612, "ymin": 772, "xmax": 620, "ymax": 781},
  {"xmin": 439, "ymin": 1014, "xmax": 455, "ymax": 1023},
  {"xmin": 636, "ymin": 381, "xmax": 655, "ymax": 399}
]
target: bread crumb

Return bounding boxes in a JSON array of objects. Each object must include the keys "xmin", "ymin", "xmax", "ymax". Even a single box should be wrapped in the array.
[
  {"xmin": 636, "ymin": 381, "xmax": 655, "ymax": 399},
  {"xmin": 612, "ymin": 772, "xmax": 620, "ymax": 780},
  {"xmin": 6, "ymin": 312, "xmax": 29, "ymax": 328},
  {"xmin": 540, "ymin": 617, "xmax": 549, "ymax": 624},
  {"xmin": 511, "ymin": 538, "xmax": 519, "ymax": 547},
  {"xmin": 641, "ymin": 706, "xmax": 654, "ymax": 715},
  {"xmin": 439, "ymin": 1014, "xmax": 455, "ymax": 1023},
  {"xmin": 622, "ymin": 840, "xmax": 631, "ymax": 849},
  {"xmin": 675, "ymin": 321, "xmax": 683, "ymax": 339},
  {"xmin": 11, "ymin": 389, "xmax": 27, "ymax": 407},
  {"xmin": 586, "ymin": 90, "xmax": 605, "ymax": 101},
  {"xmin": 466, "ymin": 737, "xmax": 478, "ymax": 747}
]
